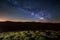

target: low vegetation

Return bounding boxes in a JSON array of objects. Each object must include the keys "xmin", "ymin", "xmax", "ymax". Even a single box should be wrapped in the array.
[{"xmin": 0, "ymin": 30, "xmax": 60, "ymax": 40}]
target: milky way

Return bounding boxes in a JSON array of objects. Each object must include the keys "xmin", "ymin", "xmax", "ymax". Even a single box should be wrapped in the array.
[
  {"xmin": 0, "ymin": 0, "xmax": 60, "ymax": 22},
  {"xmin": 7, "ymin": 0, "xmax": 52, "ymax": 20}
]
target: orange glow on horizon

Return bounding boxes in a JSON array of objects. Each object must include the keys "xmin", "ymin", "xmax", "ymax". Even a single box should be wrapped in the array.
[
  {"xmin": 0, "ymin": 18, "xmax": 60, "ymax": 23},
  {"xmin": 0, "ymin": 19, "xmax": 6, "ymax": 21}
]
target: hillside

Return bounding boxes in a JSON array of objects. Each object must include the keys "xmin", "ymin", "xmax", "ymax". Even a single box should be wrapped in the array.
[{"xmin": 0, "ymin": 21, "xmax": 60, "ymax": 32}]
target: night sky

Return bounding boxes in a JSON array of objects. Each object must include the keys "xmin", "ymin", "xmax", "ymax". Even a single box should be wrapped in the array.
[{"xmin": 0, "ymin": 0, "xmax": 60, "ymax": 23}]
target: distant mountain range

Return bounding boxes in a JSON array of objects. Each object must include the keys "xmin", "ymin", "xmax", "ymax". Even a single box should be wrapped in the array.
[{"xmin": 0, "ymin": 21, "xmax": 60, "ymax": 23}]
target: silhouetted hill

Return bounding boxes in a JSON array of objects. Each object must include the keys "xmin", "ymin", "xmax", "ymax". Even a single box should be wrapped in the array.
[{"xmin": 0, "ymin": 21, "xmax": 60, "ymax": 32}]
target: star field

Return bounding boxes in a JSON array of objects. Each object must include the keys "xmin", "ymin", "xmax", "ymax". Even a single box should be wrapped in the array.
[{"xmin": 0, "ymin": 0, "xmax": 60, "ymax": 23}]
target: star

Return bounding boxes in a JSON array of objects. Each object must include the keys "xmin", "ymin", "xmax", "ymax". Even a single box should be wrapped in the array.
[
  {"xmin": 31, "ymin": 12, "xmax": 34, "ymax": 16},
  {"xmin": 38, "ymin": 17, "xmax": 44, "ymax": 20}
]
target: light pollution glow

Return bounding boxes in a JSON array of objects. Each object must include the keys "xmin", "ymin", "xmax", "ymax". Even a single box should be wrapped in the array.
[{"xmin": 0, "ymin": 18, "xmax": 60, "ymax": 23}]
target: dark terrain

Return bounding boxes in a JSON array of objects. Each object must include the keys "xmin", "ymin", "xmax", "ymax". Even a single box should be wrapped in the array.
[
  {"xmin": 0, "ymin": 21, "xmax": 60, "ymax": 32},
  {"xmin": 0, "ymin": 21, "xmax": 60, "ymax": 40}
]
